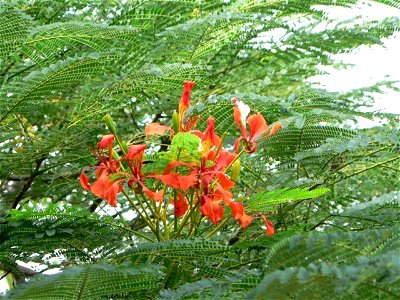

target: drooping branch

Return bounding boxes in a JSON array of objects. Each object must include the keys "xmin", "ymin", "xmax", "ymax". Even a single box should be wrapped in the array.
[{"xmin": 11, "ymin": 154, "xmax": 47, "ymax": 209}]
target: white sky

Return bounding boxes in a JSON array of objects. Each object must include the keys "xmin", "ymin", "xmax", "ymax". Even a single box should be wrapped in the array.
[{"xmin": 308, "ymin": 2, "xmax": 400, "ymax": 115}]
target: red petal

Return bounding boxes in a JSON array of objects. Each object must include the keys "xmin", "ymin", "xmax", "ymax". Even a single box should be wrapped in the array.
[
  {"xmin": 90, "ymin": 171, "xmax": 110, "ymax": 199},
  {"xmin": 200, "ymin": 196, "xmax": 224, "ymax": 224},
  {"xmin": 95, "ymin": 163, "xmax": 108, "ymax": 179},
  {"xmin": 97, "ymin": 134, "xmax": 115, "ymax": 149},
  {"xmin": 153, "ymin": 173, "xmax": 180, "ymax": 189},
  {"xmin": 248, "ymin": 114, "xmax": 269, "ymax": 142},
  {"xmin": 178, "ymin": 173, "xmax": 198, "ymax": 190},
  {"xmin": 234, "ymin": 137, "xmax": 244, "ymax": 153},
  {"xmin": 178, "ymin": 81, "xmax": 195, "ymax": 131},
  {"xmin": 260, "ymin": 215, "xmax": 275, "ymax": 236},
  {"xmin": 163, "ymin": 161, "xmax": 194, "ymax": 174},
  {"xmin": 153, "ymin": 173, "xmax": 197, "ymax": 190},
  {"xmin": 216, "ymin": 173, "xmax": 235, "ymax": 190},
  {"xmin": 214, "ymin": 150, "xmax": 236, "ymax": 171},
  {"xmin": 215, "ymin": 183, "xmax": 233, "ymax": 205},
  {"xmin": 180, "ymin": 81, "xmax": 195, "ymax": 109},
  {"xmin": 268, "ymin": 122, "xmax": 281, "ymax": 137},
  {"xmin": 238, "ymin": 213, "xmax": 255, "ymax": 229},
  {"xmin": 145, "ymin": 123, "xmax": 172, "ymax": 136},
  {"xmin": 90, "ymin": 172, "xmax": 121, "ymax": 207},
  {"xmin": 104, "ymin": 181, "xmax": 120, "ymax": 207},
  {"xmin": 125, "ymin": 144, "xmax": 146, "ymax": 160},
  {"xmin": 79, "ymin": 173, "xmax": 90, "ymax": 191},
  {"xmin": 233, "ymin": 106, "xmax": 248, "ymax": 139},
  {"xmin": 141, "ymin": 184, "xmax": 164, "ymax": 202},
  {"xmin": 229, "ymin": 201, "xmax": 244, "ymax": 220},
  {"xmin": 202, "ymin": 118, "xmax": 221, "ymax": 153},
  {"xmin": 172, "ymin": 193, "xmax": 189, "ymax": 217}
]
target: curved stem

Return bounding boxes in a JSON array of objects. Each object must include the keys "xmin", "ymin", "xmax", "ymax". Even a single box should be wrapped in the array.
[
  {"xmin": 206, "ymin": 217, "xmax": 229, "ymax": 238},
  {"xmin": 122, "ymin": 190, "xmax": 159, "ymax": 239}
]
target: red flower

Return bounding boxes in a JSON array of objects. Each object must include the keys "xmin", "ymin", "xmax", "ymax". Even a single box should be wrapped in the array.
[
  {"xmin": 200, "ymin": 196, "xmax": 224, "ymax": 224},
  {"xmin": 125, "ymin": 144, "xmax": 164, "ymax": 202},
  {"xmin": 179, "ymin": 81, "xmax": 195, "ymax": 132},
  {"xmin": 144, "ymin": 123, "xmax": 171, "ymax": 136},
  {"xmin": 171, "ymin": 193, "xmax": 189, "ymax": 217},
  {"xmin": 80, "ymin": 163, "xmax": 122, "ymax": 207},
  {"xmin": 145, "ymin": 81, "xmax": 198, "ymax": 136},
  {"xmin": 260, "ymin": 214, "xmax": 275, "ymax": 236},
  {"xmin": 97, "ymin": 134, "xmax": 114, "ymax": 149},
  {"xmin": 232, "ymin": 98, "xmax": 281, "ymax": 153},
  {"xmin": 80, "ymin": 135, "xmax": 123, "ymax": 207},
  {"xmin": 238, "ymin": 212, "xmax": 255, "ymax": 229}
]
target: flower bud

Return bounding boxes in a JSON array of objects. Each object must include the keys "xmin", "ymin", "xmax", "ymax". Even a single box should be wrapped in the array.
[
  {"xmin": 231, "ymin": 159, "xmax": 241, "ymax": 182},
  {"xmin": 103, "ymin": 114, "xmax": 116, "ymax": 134},
  {"xmin": 171, "ymin": 111, "xmax": 179, "ymax": 133}
]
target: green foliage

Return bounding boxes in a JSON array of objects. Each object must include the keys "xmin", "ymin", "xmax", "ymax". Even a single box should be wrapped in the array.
[
  {"xmin": 0, "ymin": 0, "xmax": 399, "ymax": 299},
  {"xmin": 249, "ymin": 226, "xmax": 400, "ymax": 299},
  {"xmin": 247, "ymin": 187, "xmax": 330, "ymax": 212},
  {"xmin": 6, "ymin": 263, "xmax": 165, "ymax": 300},
  {"xmin": 169, "ymin": 132, "xmax": 201, "ymax": 162}
]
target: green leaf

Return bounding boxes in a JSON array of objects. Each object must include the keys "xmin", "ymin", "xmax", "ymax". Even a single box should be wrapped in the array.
[
  {"xmin": 247, "ymin": 187, "xmax": 330, "ymax": 211},
  {"xmin": 169, "ymin": 132, "xmax": 201, "ymax": 163}
]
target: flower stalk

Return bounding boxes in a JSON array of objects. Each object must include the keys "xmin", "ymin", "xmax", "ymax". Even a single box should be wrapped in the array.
[{"xmin": 80, "ymin": 81, "xmax": 280, "ymax": 241}]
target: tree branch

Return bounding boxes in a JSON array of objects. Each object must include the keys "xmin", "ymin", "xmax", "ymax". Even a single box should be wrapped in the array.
[{"xmin": 11, "ymin": 155, "xmax": 47, "ymax": 209}]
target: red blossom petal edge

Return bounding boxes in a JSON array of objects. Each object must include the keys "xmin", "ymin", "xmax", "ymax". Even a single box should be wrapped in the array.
[
  {"xmin": 260, "ymin": 214, "xmax": 275, "ymax": 236},
  {"xmin": 172, "ymin": 193, "xmax": 189, "ymax": 218},
  {"xmin": 97, "ymin": 134, "xmax": 114, "ymax": 149},
  {"xmin": 268, "ymin": 122, "xmax": 282, "ymax": 137},
  {"xmin": 145, "ymin": 123, "xmax": 172, "ymax": 136},
  {"xmin": 80, "ymin": 173, "xmax": 91, "ymax": 191}
]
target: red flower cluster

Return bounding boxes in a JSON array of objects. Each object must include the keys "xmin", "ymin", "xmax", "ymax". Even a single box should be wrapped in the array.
[
  {"xmin": 80, "ymin": 135, "xmax": 123, "ymax": 207},
  {"xmin": 80, "ymin": 81, "xmax": 279, "ymax": 236},
  {"xmin": 232, "ymin": 97, "xmax": 281, "ymax": 153},
  {"xmin": 80, "ymin": 136, "xmax": 163, "ymax": 207}
]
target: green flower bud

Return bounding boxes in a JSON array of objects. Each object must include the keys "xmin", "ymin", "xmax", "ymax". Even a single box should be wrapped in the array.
[
  {"xmin": 171, "ymin": 111, "xmax": 179, "ymax": 133},
  {"xmin": 103, "ymin": 114, "xmax": 116, "ymax": 134},
  {"xmin": 231, "ymin": 159, "xmax": 241, "ymax": 182}
]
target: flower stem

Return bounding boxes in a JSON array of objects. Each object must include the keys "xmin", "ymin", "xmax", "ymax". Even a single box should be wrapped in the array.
[
  {"xmin": 122, "ymin": 190, "xmax": 160, "ymax": 240},
  {"xmin": 206, "ymin": 217, "xmax": 229, "ymax": 238},
  {"xmin": 174, "ymin": 201, "xmax": 200, "ymax": 239},
  {"xmin": 225, "ymin": 149, "xmax": 244, "ymax": 172}
]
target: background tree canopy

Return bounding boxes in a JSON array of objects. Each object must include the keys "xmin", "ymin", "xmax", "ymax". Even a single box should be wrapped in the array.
[{"xmin": 0, "ymin": 0, "xmax": 399, "ymax": 299}]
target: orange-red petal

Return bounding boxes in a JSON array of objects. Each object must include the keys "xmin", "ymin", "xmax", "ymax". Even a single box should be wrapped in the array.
[
  {"xmin": 145, "ymin": 123, "xmax": 172, "ymax": 136},
  {"xmin": 215, "ymin": 183, "xmax": 233, "ymax": 205},
  {"xmin": 90, "ymin": 171, "xmax": 120, "ymax": 207},
  {"xmin": 238, "ymin": 213, "xmax": 255, "ymax": 229},
  {"xmin": 104, "ymin": 181, "xmax": 120, "ymax": 207},
  {"xmin": 216, "ymin": 173, "xmax": 235, "ymax": 190},
  {"xmin": 247, "ymin": 114, "xmax": 269, "ymax": 142},
  {"xmin": 202, "ymin": 118, "xmax": 221, "ymax": 154},
  {"xmin": 142, "ymin": 184, "xmax": 164, "ymax": 202},
  {"xmin": 268, "ymin": 122, "xmax": 281, "ymax": 137},
  {"xmin": 233, "ymin": 106, "xmax": 248, "ymax": 139},
  {"xmin": 229, "ymin": 201, "xmax": 244, "ymax": 220},
  {"xmin": 180, "ymin": 81, "xmax": 195, "ymax": 109},
  {"xmin": 215, "ymin": 150, "xmax": 236, "ymax": 171},
  {"xmin": 200, "ymin": 196, "xmax": 224, "ymax": 224},
  {"xmin": 153, "ymin": 173, "xmax": 197, "ymax": 190},
  {"xmin": 172, "ymin": 193, "xmax": 189, "ymax": 217},
  {"xmin": 260, "ymin": 214, "xmax": 275, "ymax": 236},
  {"xmin": 97, "ymin": 134, "xmax": 115, "ymax": 149},
  {"xmin": 79, "ymin": 173, "xmax": 90, "ymax": 191},
  {"xmin": 125, "ymin": 144, "xmax": 146, "ymax": 160}
]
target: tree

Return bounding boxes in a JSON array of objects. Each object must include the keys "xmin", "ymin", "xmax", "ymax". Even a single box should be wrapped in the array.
[{"xmin": 0, "ymin": 0, "xmax": 399, "ymax": 299}]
